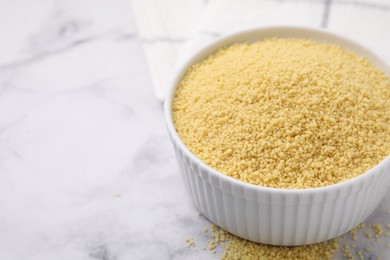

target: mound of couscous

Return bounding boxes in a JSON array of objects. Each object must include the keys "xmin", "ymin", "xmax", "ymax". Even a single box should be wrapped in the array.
[{"xmin": 173, "ymin": 38, "xmax": 390, "ymax": 189}]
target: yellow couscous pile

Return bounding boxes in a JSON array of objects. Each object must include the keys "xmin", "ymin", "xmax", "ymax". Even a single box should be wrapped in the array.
[
  {"xmin": 208, "ymin": 224, "xmax": 340, "ymax": 260},
  {"xmin": 173, "ymin": 38, "xmax": 390, "ymax": 189}
]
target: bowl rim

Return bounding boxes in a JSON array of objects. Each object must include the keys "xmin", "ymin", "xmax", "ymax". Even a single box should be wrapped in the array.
[{"xmin": 164, "ymin": 25, "xmax": 390, "ymax": 195}]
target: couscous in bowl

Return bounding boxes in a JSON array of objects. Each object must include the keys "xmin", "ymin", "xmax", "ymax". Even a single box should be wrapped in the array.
[{"xmin": 164, "ymin": 26, "xmax": 390, "ymax": 246}]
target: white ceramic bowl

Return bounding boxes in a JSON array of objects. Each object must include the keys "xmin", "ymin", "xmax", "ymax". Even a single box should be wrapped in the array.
[{"xmin": 164, "ymin": 26, "xmax": 390, "ymax": 246}]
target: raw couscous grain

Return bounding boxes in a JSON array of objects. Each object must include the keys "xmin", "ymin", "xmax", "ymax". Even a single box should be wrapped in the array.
[
  {"xmin": 173, "ymin": 38, "xmax": 390, "ymax": 189},
  {"xmin": 186, "ymin": 238, "xmax": 196, "ymax": 248},
  {"xmin": 365, "ymin": 231, "xmax": 373, "ymax": 239}
]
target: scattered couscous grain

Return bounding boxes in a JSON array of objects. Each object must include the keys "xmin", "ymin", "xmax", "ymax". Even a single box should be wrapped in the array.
[
  {"xmin": 173, "ymin": 38, "xmax": 390, "ymax": 189},
  {"xmin": 210, "ymin": 224, "xmax": 340, "ymax": 259},
  {"xmin": 342, "ymin": 244, "xmax": 353, "ymax": 259},
  {"xmin": 349, "ymin": 226, "xmax": 360, "ymax": 241},
  {"xmin": 186, "ymin": 237, "xmax": 196, "ymax": 248},
  {"xmin": 365, "ymin": 231, "xmax": 373, "ymax": 239},
  {"xmin": 357, "ymin": 250, "xmax": 364, "ymax": 260},
  {"xmin": 372, "ymin": 224, "xmax": 384, "ymax": 238},
  {"xmin": 187, "ymin": 222, "xmax": 390, "ymax": 258}
]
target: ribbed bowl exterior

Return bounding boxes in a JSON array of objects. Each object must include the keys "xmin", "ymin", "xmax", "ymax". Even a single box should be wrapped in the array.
[
  {"xmin": 170, "ymin": 134, "xmax": 390, "ymax": 245},
  {"xmin": 165, "ymin": 26, "xmax": 390, "ymax": 246}
]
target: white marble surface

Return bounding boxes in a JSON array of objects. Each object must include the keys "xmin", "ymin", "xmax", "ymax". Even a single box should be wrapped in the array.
[{"xmin": 0, "ymin": 1, "xmax": 388, "ymax": 259}]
